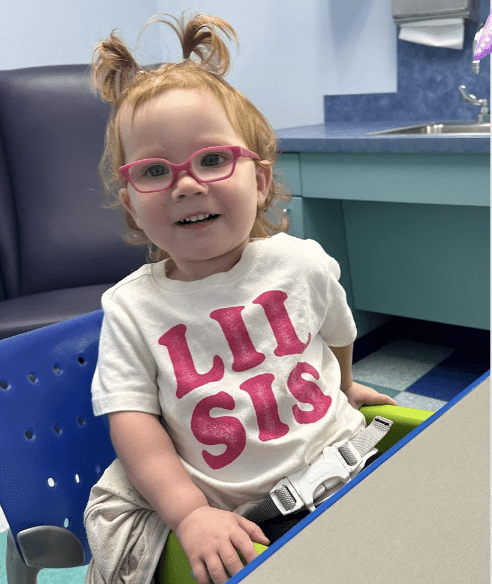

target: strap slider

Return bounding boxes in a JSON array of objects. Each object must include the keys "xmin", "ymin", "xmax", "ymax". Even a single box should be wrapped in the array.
[
  {"xmin": 336, "ymin": 439, "xmax": 363, "ymax": 467},
  {"xmin": 269, "ymin": 477, "xmax": 305, "ymax": 516}
]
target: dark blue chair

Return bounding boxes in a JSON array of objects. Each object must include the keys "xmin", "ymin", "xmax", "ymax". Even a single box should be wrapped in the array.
[
  {"xmin": 0, "ymin": 310, "xmax": 116, "ymax": 583},
  {"xmin": 0, "ymin": 65, "xmax": 147, "ymax": 341}
]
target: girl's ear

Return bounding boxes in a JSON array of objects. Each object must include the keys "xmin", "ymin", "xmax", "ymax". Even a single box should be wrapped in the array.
[
  {"xmin": 119, "ymin": 187, "xmax": 141, "ymax": 227},
  {"xmin": 256, "ymin": 162, "xmax": 272, "ymax": 206}
]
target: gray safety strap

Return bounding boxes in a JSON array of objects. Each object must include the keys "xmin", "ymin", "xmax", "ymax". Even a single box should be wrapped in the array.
[
  {"xmin": 244, "ymin": 416, "xmax": 392, "ymax": 523},
  {"xmin": 339, "ymin": 416, "xmax": 392, "ymax": 464}
]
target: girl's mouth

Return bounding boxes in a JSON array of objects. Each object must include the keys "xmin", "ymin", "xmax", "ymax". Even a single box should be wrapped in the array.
[{"xmin": 176, "ymin": 213, "xmax": 220, "ymax": 227}]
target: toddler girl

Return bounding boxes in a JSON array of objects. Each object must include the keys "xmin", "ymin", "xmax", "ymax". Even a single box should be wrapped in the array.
[{"xmin": 85, "ymin": 12, "xmax": 396, "ymax": 584}]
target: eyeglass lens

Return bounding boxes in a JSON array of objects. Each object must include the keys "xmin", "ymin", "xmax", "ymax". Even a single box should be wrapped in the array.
[{"xmin": 129, "ymin": 148, "xmax": 235, "ymax": 192}]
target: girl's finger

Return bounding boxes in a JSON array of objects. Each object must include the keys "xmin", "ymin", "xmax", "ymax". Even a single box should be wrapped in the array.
[
  {"xmin": 189, "ymin": 560, "xmax": 212, "ymax": 584},
  {"xmin": 219, "ymin": 543, "xmax": 248, "ymax": 578},
  {"xmin": 238, "ymin": 516, "xmax": 270, "ymax": 546},
  {"xmin": 205, "ymin": 556, "xmax": 230, "ymax": 584},
  {"xmin": 230, "ymin": 533, "xmax": 260, "ymax": 566}
]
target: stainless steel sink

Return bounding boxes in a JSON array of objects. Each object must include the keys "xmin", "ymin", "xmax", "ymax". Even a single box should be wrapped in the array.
[{"xmin": 366, "ymin": 121, "xmax": 490, "ymax": 136}]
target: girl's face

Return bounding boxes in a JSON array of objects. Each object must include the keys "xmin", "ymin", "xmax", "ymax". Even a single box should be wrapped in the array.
[{"xmin": 118, "ymin": 88, "xmax": 271, "ymax": 281}]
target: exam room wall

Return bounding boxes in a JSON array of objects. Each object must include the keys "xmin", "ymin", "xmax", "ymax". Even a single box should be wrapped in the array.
[
  {"xmin": 0, "ymin": 0, "xmax": 397, "ymax": 130},
  {"xmin": 324, "ymin": 0, "xmax": 491, "ymax": 122}
]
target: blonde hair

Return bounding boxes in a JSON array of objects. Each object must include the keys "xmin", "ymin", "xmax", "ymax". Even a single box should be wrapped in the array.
[{"xmin": 92, "ymin": 12, "xmax": 291, "ymax": 262}]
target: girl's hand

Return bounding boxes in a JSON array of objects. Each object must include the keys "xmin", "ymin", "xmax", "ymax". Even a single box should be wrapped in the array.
[
  {"xmin": 342, "ymin": 381, "xmax": 397, "ymax": 410},
  {"xmin": 174, "ymin": 506, "xmax": 270, "ymax": 584}
]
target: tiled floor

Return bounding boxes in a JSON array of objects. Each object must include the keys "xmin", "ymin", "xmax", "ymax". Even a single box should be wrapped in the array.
[
  {"xmin": 0, "ymin": 316, "xmax": 489, "ymax": 584},
  {"xmin": 0, "ymin": 529, "xmax": 89, "ymax": 584},
  {"xmin": 352, "ymin": 316, "xmax": 490, "ymax": 413}
]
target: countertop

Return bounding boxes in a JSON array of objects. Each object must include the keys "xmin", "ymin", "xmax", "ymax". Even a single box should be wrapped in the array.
[{"xmin": 276, "ymin": 121, "xmax": 490, "ymax": 154}]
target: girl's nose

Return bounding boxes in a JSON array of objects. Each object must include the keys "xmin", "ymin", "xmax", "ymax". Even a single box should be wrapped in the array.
[{"xmin": 171, "ymin": 170, "xmax": 207, "ymax": 198}]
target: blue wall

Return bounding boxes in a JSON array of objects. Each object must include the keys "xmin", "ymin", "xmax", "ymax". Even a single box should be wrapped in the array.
[{"xmin": 324, "ymin": 2, "xmax": 490, "ymax": 123}]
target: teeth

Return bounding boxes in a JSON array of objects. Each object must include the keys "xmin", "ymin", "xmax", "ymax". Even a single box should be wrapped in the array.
[{"xmin": 179, "ymin": 213, "xmax": 215, "ymax": 224}]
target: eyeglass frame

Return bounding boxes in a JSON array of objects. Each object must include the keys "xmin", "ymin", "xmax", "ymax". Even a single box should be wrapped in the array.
[{"xmin": 119, "ymin": 145, "xmax": 261, "ymax": 193}]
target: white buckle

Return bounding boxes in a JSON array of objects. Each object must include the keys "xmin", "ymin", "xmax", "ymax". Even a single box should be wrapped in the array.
[{"xmin": 270, "ymin": 442, "xmax": 361, "ymax": 515}]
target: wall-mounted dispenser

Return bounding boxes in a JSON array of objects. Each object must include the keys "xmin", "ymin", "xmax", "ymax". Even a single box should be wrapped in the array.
[{"xmin": 392, "ymin": 0, "xmax": 481, "ymax": 49}]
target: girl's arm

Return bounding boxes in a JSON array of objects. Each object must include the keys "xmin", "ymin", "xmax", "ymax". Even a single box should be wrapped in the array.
[
  {"xmin": 109, "ymin": 410, "xmax": 209, "ymax": 526},
  {"xmin": 328, "ymin": 343, "xmax": 354, "ymax": 391},
  {"xmin": 108, "ymin": 411, "xmax": 269, "ymax": 584}
]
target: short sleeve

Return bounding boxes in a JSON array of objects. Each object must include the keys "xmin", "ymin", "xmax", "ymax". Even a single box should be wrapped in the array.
[
  {"xmin": 308, "ymin": 241, "xmax": 357, "ymax": 347},
  {"xmin": 91, "ymin": 292, "xmax": 161, "ymax": 417}
]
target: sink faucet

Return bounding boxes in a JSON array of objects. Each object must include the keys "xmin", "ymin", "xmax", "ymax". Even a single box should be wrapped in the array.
[
  {"xmin": 459, "ymin": 85, "xmax": 489, "ymax": 123},
  {"xmin": 472, "ymin": 22, "xmax": 486, "ymax": 74}
]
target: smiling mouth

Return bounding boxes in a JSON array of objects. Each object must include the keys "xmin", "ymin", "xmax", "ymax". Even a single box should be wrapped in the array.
[{"xmin": 176, "ymin": 213, "xmax": 220, "ymax": 225}]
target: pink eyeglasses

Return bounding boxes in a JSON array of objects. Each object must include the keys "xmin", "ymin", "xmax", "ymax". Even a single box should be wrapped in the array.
[{"xmin": 119, "ymin": 145, "xmax": 260, "ymax": 193}]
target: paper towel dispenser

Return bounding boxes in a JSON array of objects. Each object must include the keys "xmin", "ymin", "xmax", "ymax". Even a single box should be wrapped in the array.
[
  {"xmin": 392, "ymin": 0, "xmax": 481, "ymax": 49},
  {"xmin": 392, "ymin": 0, "xmax": 479, "ymax": 24}
]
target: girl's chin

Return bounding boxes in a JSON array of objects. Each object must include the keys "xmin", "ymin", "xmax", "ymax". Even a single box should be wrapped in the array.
[{"xmin": 167, "ymin": 242, "xmax": 248, "ymax": 280}]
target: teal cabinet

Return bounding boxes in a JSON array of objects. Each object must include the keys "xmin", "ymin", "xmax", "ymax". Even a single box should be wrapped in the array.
[
  {"xmin": 276, "ymin": 151, "xmax": 490, "ymax": 330},
  {"xmin": 343, "ymin": 201, "xmax": 489, "ymax": 329},
  {"xmin": 300, "ymin": 152, "xmax": 489, "ymax": 207},
  {"xmin": 274, "ymin": 153, "xmax": 304, "ymax": 239},
  {"xmin": 284, "ymin": 196, "xmax": 304, "ymax": 239},
  {"xmin": 275, "ymin": 153, "xmax": 301, "ymax": 196}
]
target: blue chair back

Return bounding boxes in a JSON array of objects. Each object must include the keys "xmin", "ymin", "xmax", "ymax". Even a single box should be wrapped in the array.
[{"xmin": 0, "ymin": 310, "xmax": 116, "ymax": 566}]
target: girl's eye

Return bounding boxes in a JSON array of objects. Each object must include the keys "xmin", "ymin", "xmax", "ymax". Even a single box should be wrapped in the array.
[
  {"xmin": 200, "ymin": 152, "xmax": 228, "ymax": 167},
  {"xmin": 142, "ymin": 164, "xmax": 169, "ymax": 178}
]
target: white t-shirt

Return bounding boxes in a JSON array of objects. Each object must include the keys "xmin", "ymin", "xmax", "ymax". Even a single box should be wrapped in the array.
[{"xmin": 92, "ymin": 233, "xmax": 364, "ymax": 512}]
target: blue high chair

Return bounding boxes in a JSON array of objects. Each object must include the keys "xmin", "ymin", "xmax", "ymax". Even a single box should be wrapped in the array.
[
  {"xmin": 0, "ymin": 311, "xmax": 433, "ymax": 583},
  {"xmin": 0, "ymin": 311, "xmax": 115, "ymax": 583}
]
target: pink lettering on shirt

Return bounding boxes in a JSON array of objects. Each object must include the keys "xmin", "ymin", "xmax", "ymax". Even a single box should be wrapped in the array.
[
  {"xmin": 288, "ymin": 362, "xmax": 332, "ymax": 424},
  {"xmin": 210, "ymin": 306, "xmax": 265, "ymax": 372},
  {"xmin": 191, "ymin": 391, "xmax": 247, "ymax": 469},
  {"xmin": 240, "ymin": 373, "xmax": 290, "ymax": 441},
  {"xmin": 253, "ymin": 291, "xmax": 311, "ymax": 356},
  {"xmin": 157, "ymin": 289, "xmax": 335, "ymax": 470},
  {"xmin": 158, "ymin": 324, "xmax": 224, "ymax": 398}
]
